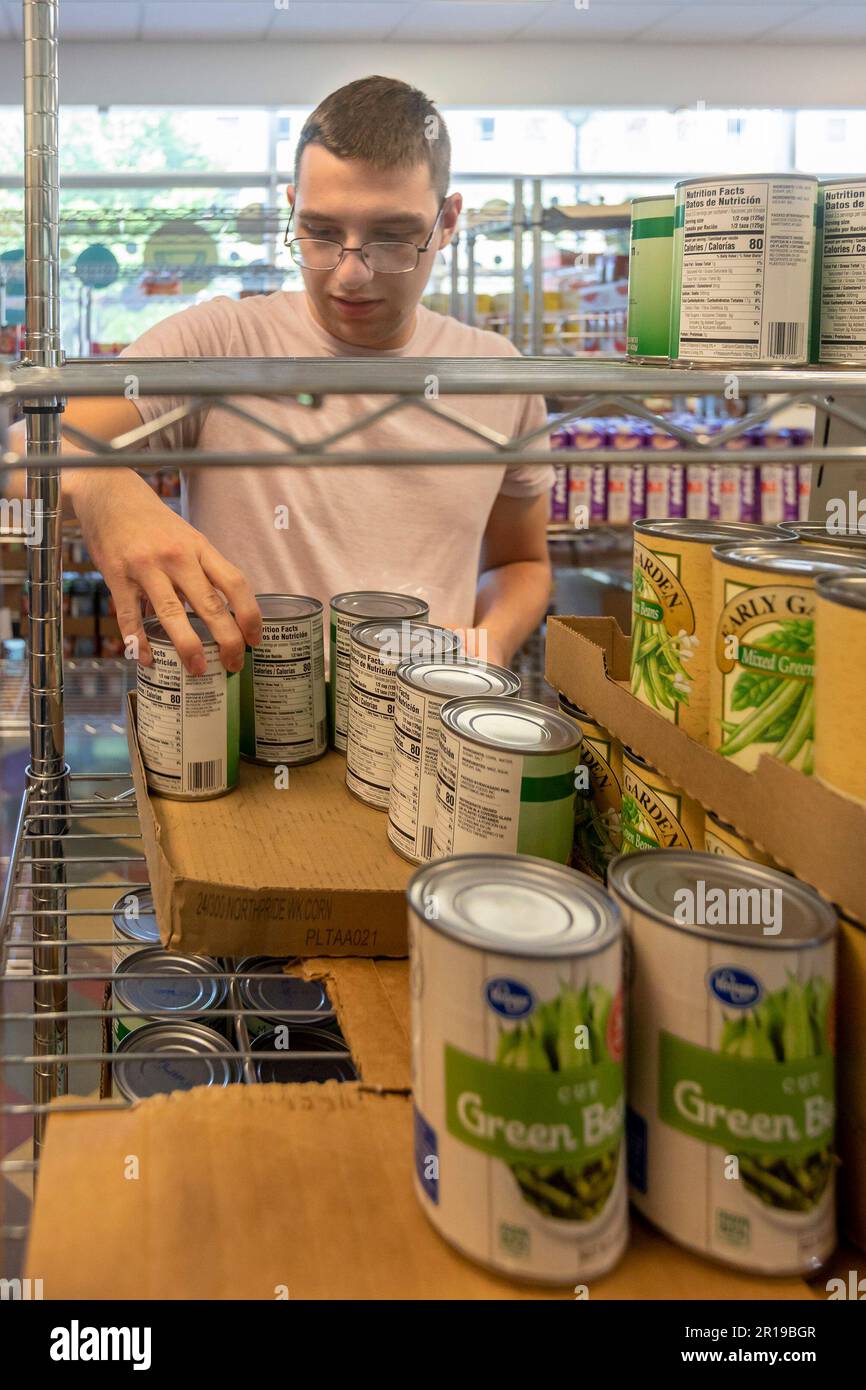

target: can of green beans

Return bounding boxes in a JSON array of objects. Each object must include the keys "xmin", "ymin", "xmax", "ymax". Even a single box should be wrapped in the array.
[
  {"xmin": 626, "ymin": 194, "xmax": 675, "ymax": 361},
  {"xmin": 329, "ymin": 591, "xmax": 429, "ymax": 753},
  {"xmin": 632, "ymin": 520, "xmax": 792, "ymax": 743},
  {"xmin": 240, "ymin": 594, "xmax": 326, "ymax": 766},
  {"xmin": 558, "ymin": 695, "xmax": 622, "ymax": 875},
  {"xmin": 703, "ymin": 811, "xmax": 779, "ymax": 868},
  {"xmin": 608, "ymin": 850, "xmax": 837, "ymax": 1275},
  {"xmin": 711, "ymin": 540, "xmax": 866, "ymax": 773},
  {"xmin": 620, "ymin": 748, "xmax": 703, "ymax": 853},
  {"xmin": 409, "ymin": 853, "xmax": 627, "ymax": 1284}
]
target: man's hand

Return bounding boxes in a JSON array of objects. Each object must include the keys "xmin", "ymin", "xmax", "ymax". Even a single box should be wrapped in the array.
[
  {"xmin": 447, "ymin": 626, "xmax": 508, "ymax": 669},
  {"xmin": 70, "ymin": 467, "xmax": 261, "ymax": 674},
  {"xmin": 473, "ymin": 491, "xmax": 552, "ymax": 669}
]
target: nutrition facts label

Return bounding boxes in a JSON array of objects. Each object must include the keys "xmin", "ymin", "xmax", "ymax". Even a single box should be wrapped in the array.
[
  {"xmin": 249, "ymin": 617, "xmax": 325, "ymax": 763},
  {"xmin": 388, "ymin": 683, "xmax": 443, "ymax": 861},
  {"xmin": 676, "ymin": 178, "xmax": 814, "ymax": 362},
  {"xmin": 138, "ymin": 643, "xmax": 230, "ymax": 797},
  {"xmin": 346, "ymin": 645, "xmax": 398, "ymax": 808},
  {"xmin": 432, "ymin": 730, "xmax": 520, "ymax": 857},
  {"xmin": 331, "ymin": 611, "xmax": 360, "ymax": 752},
  {"xmin": 819, "ymin": 183, "xmax": 866, "ymax": 363}
]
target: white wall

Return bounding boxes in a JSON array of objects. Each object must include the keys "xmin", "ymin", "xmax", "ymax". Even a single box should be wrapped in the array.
[{"xmin": 0, "ymin": 41, "xmax": 864, "ymax": 109}]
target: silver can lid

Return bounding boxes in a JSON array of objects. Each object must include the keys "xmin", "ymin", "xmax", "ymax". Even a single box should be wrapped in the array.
[
  {"xmin": 397, "ymin": 658, "xmax": 520, "ymax": 701},
  {"xmin": 675, "ymin": 172, "xmax": 817, "ymax": 190},
  {"xmin": 408, "ymin": 853, "xmax": 621, "ymax": 958},
  {"xmin": 235, "ymin": 957, "xmax": 333, "ymax": 1025},
  {"xmin": 113, "ymin": 1021, "xmax": 242, "ymax": 1100},
  {"xmin": 112, "ymin": 889, "xmax": 160, "ymax": 947},
  {"xmin": 439, "ymin": 696, "xmax": 580, "ymax": 755},
  {"xmin": 113, "ymin": 947, "xmax": 226, "ymax": 1017},
  {"xmin": 143, "ymin": 613, "xmax": 219, "ymax": 646},
  {"xmin": 815, "ymin": 569, "xmax": 866, "ymax": 612},
  {"xmin": 631, "ymin": 194, "xmax": 674, "ymax": 209},
  {"xmin": 331, "ymin": 591, "xmax": 429, "ymax": 620},
  {"xmin": 783, "ymin": 523, "xmax": 866, "ymax": 550},
  {"xmin": 255, "ymin": 593, "xmax": 322, "ymax": 620},
  {"xmin": 607, "ymin": 850, "xmax": 836, "ymax": 947},
  {"xmin": 350, "ymin": 620, "xmax": 462, "ymax": 665},
  {"xmin": 251, "ymin": 1027, "xmax": 356, "ymax": 1084},
  {"xmin": 635, "ymin": 519, "xmax": 793, "ymax": 547},
  {"xmin": 713, "ymin": 540, "xmax": 866, "ymax": 576}
]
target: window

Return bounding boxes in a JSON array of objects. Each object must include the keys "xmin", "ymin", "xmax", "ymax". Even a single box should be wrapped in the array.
[{"xmin": 476, "ymin": 117, "xmax": 495, "ymax": 142}]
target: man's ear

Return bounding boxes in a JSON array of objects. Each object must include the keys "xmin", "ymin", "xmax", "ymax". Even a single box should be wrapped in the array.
[
  {"xmin": 438, "ymin": 192, "xmax": 462, "ymax": 251},
  {"xmin": 286, "ymin": 185, "xmax": 296, "ymax": 209}
]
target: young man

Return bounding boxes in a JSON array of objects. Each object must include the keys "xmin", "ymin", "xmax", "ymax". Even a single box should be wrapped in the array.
[{"xmin": 27, "ymin": 77, "xmax": 554, "ymax": 675}]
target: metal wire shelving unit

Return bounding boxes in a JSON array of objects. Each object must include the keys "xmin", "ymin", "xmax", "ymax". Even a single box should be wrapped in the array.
[{"xmin": 3, "ymin": 0, "xmax": 866, "ymax": 1282}]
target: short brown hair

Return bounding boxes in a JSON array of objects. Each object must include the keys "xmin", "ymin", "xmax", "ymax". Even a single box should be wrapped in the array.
[{"xmin": 294, "ymin": 76, "xmax": 451, "ymax": 199}]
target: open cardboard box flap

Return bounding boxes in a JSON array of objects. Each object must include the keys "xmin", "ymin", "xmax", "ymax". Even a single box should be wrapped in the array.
[
  {"xmin": 546, "ymin": 616, "xmax": 866, "ymax": 924},
  {"xmin": 126, "ymin": 691, "xmax": 411, "ymax": 958},
  {"xmin": 24, "ymin": 1084, "xmax": 819, "ymax": 1301},
  {"xmin": 295, "ymin": 956, "xmax": 410, "ymax": 1091}
]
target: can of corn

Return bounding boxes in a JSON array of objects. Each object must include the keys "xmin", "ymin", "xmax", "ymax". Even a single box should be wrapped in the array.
[
  {"xmin": 234, "ymin": 956, "xmax": 336, "ymax": 1039},
  {"xmin": 346, "ymin": 620, "xmax": 461, "ymax": 810},
  {"xmin": 431, "ymin": 698, "xmax": 580, "ymax": 865},
  {"xmin": 113, "ymin": 1021, "xmax": 242, "ymax": 1102},
  {"xmin": 608, "ymin": 849, "xmax": 837, "ymax": 1275},
  {"xmin": 711, "ymin": 540, "xmax": 866, "ymax": 773},
  {"xmin": 388, "ymin": 659, "xmax": 520, "ymax": 864},
  {"xmin": 632, "ymin": 520, "xmax": 789, "ymax": 743},
  {"xmin": 558, "ymin": 695, "xmax": 622, "ymax": 875},
  {"xmin": 240, "ymin": 594, "xmax": 326, "ymax": 766},
  {"xmin": 670, "ymin": 174, "xmax": 817, "ymax": 366},
  {"xmin": 329, "ymin": 591, "xmax": 429, "ymax": 753},
  {"xmin": 137, "ymin": 615, "xmax": 239, "ymax": 799},
  {"xmin": 111, "ymin": 888, "xmax": 160, "ymax": 972},
  {"xmin": 112, "ymin": 946, "xmax": 227, "ymax": 1046},
  {"xmin": 703, "ymin": 810, "xmax": 778, "ymax": 868},
  {"xmin": 250, "ymin": 1026, "xmax": 357, "ymax": 1085},
  {"xmin": 626, "ymin": 194, "xmax": 675, "ymax": 361},
  {"xmin": 409, "ymin": 853, "xmax": 627, "ymax": 1284},
  {"xmin": 814, "ymin": 569, "xmax": 866, "ymax": 801},
  {"xmin": 620, "ymin": 748, "xmax": 704, "ymax": 853},
  {"xmin": 812, "ymin": 178, "xmax": 866, "ymax": 367}
]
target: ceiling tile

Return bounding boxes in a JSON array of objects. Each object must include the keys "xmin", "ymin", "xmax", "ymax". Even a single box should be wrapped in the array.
[
  {"xmin": 265, "ymin": 2, "xmax": 414, "ymax": 42},
  {"xmin": 517, "ymin": 2, "xmax": 681, "ymax": 40},
  {"xmin": 637, "ymin": 3, "xmax": 814, "ymax": 42},
  {"xmin": 760, "ymin": 4, "xmax": 866, "ymax": 40},
  {"xmin": 388, "ymin": 1, "xmax": 560, "ymax": 41},
  {"xmin": 58, "ymin": 3, "xmax": 143, "ymax": 41},
  {"xmin": 141, "ymin": 1, "xmax": 274, "ymax": 41}
]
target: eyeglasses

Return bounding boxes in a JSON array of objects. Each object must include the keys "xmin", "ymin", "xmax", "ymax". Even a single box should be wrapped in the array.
[{"xmin": 284, "ymin": 198, "xmax": 447, "ymax": 274}]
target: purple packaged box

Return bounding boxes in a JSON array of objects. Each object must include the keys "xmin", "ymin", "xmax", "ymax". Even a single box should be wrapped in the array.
[
  {"xmin": 572, "ymin": 418, "xmax": 610, "ymax": 451},
  {"xmin": 709, "ymin": 462, "xmax": 722, "ymax": 520},
  {"xmin": 760, "ymin": 462, "xmax": 784, "ymax": 525},
  {"xmin": 687, "ymin": 464, "xmax": 711, "ymax": 520},
  {"xmin": 782, "ymin": 461, "xmax": 799, "ymax": 522},
  {"xmin": 606, "ymin": 463, "xmax": 631, "ymax": 524},
  {"xmin": 550, "ymin": 462, "xmax": 570, "ymax": 522},
  {"xmin": 629, "ymin": 463, "xmax": 646, "ymax": 520},
  {"xmin": 669, "ymin": 464, "xmax": 686, "ymax": 518},
  {"xmin": 568, "ymin": 462, "xmax": 592, "ymax": 528},
  {"xmin": 550, "ymin": 421, "xmax": 573, "ymax": 451},
  {"xmin": 590, "ymin": 463, "xmax": 607, "ymax": 521},
  {"xmin": 797, "ymin": 462, "xmax": 812, "ymax": 522}
]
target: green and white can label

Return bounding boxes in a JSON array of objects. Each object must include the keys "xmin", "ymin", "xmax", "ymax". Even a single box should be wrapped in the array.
[
  {"xmin": 627, "ymin": 194, "xmax": 674, "ymax": 359},
  {"xmin": 388, "ymin": 660, "xmax": 520, "ymax": 864},
  {"xmin": 814, "ymin": 179, "xmax": 866, "ymax": 365},
  {"xmin": 240, "ymin": 595, "xmax": 326, "ymax": 766},
  {"xmin": 671, "ymin": 175, "xmax": 817, "ymax": 365},
  {"xmin": 609, "ymin": 851, "xmax": 837, "ymax": 1276},
  {"xmin": 431, "ymin": 698, "xmax": 580, "ymax": 865},
  {"xmin": 408, "ymin": 854, "xmax": 627, "ymax": 1284},
  {"xmin": 137, "ymin": 616, "xmax": 239, "ymax": 799},
  {"xmin": 329, "ymin": 591, "xmax": 429, "ymax": 753}
]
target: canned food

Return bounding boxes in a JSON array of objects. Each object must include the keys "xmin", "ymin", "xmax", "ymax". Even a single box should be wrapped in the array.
[
  {"xmin": 558, "ymin": 695, "xmax": 622, "ymax": 875},
  {"xmin": 111, "ymin": 888, "xmax": 161, "ymax": 972},
  {"xmin": 608, "ymin": 850, "xmax": 836, "ymax": 1275},
  {"xmin": 240, "ymin": 594, "xmax": 326, "ymax": 766},
  {"xmin": 112, "ymin": 947, "xmax": 226, "ymax": 1045},
  {"xmin": 632, "ymin": 519, "xmax": 790, "ymax": 742},
  {"xmin": 626, "ymin": 194, "xmax": 675, "ymax": 361},
  {"xmin": 113, "ymin": 1021, "xmax": 242, "ymax": 1102},
  {"xmin": 620, "ymin": 748, "xmax": 704, "ymax": 853},
  {"xmin": 408, "ymin": 853, "xmax": 626, "ymax": 1284},
  {"xmin": 703, "ymin": 810, "xmax": 778, "ymax": 867},
  {"xmin": 670, "ymin": 175, "xmax": 817, "ymax": 366},
  {"xmin": 388, "ymin": 659, "xmax": 521, "ymax": 864},
  {"xmin": 329, "ymin": 592, "xmax": 429, "ymax": 753},
  {"xmin": 346, "ymin": 621, "xmax": 461, "ymax": 810},
  {"xmin": 234, "ymin": 956, "xmax": 335, "ymax": 1038},
  {"xmin": 782, "ymin": 522, "xmax": 866, "ymax": 550},
  {"xmin": 431, "ymin": 698, "xmax": 580, "ymax": 865},
  {"xmin": 137, "ymin": 615, "xmax": 240, "ymax": 800},
  {"xmin": 250, "ymin": 1027, "xmax": 356, "ymax": 1084},
  {"xmin": 813, "ymin": 179, "xmax": 866, "ymax": 366},
  {"xmin": 814, "ymin": 569, "xmax": 866, "ymax": 801},
  {"xmin": 711, "ymin": 541, "xmax": 866, "ymax": 772}
]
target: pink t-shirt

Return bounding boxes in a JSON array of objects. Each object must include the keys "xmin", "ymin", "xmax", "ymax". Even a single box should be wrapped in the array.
[{"xmin": 123, "ymin": 291, "xmax": 553, "ymax": 634}]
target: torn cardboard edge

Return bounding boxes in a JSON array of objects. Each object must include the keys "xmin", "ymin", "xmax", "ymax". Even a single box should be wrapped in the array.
[
  {"xmin": 295, "ymin": 956, "xmax": 410, "ymax": 1092},
  {"xmin": 546, "ymin": 616, "xmax": 866, "ymax": 925},
  {"xmin": 125, "ymin": 690, "xmax": 409, "ymax": 958}
]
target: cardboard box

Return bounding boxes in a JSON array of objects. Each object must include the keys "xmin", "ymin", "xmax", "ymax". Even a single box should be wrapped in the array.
[
  {"xmin": 126, "ymin": 691, "xmax": 412, "ymax": 958},
  {"xmin": 838, "ymin": 915, "xmax": 866, "ymax": 1254},
  {"xmin": 25, "ymin": 1085, "xmax": 820, "ymax": 1301},
  {"xmin": 297, "ymin": 956, "xmax": 411, "ymax": 1091},
  {"xmin": 546, "ymin": 617, "xmax": 866, "ymax": 924}
]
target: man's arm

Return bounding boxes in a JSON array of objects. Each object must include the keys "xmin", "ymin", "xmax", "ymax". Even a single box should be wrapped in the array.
[
  {"xmin": 473, "ymin": 490, "xmax": 552, "ymax": 668},
  {"xmin": 2, "ymin": 395, "xmax": 260, "ymax": 673}
]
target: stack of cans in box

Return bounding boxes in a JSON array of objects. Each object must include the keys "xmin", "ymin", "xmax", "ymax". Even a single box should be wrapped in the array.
[{"xmin": 549, "ymin": 418, "xmax": 811, "ymax": 527}]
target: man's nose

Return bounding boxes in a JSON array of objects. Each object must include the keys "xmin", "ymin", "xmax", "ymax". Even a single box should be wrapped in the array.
[{"xmin": 333, "ymin": 247, "xmax": 375, "ymax": 291}]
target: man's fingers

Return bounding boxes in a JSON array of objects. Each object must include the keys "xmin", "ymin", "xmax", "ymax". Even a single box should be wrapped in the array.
[
  {"xmin": 110, "ymin": 579, "xmax": 151, "ymax": 665},
  {"xmin": 167, "ymin": 561, "xmax": 248, "ymax": 672},
  {"xmin": 199, "ymin": 544, "xmax": 262, "ymax": 649},
  {"xmin": 134, "ymin": 569, "xmax": 207, "ymax": 675}
]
